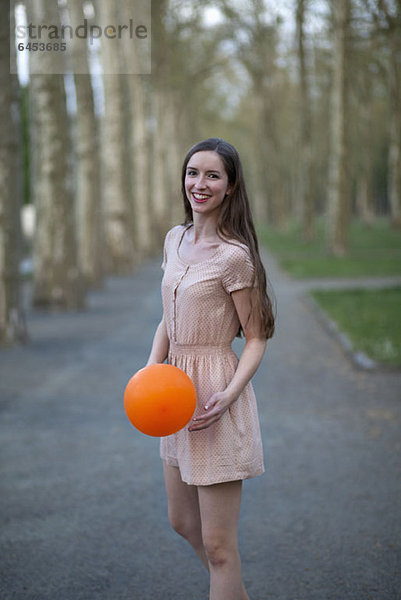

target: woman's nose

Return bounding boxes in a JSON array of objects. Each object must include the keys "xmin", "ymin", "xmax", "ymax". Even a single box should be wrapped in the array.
[{"xmin": 194, "ymin": 175, "xmax": 207, "ymax": 188}]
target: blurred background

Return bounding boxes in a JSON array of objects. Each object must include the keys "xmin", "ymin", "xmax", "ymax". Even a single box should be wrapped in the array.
[{"xmin": 1, "ymin": 0, "xmax": 400, "ymax": 366}]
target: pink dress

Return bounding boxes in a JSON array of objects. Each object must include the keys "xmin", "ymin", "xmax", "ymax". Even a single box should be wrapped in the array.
[{"xmin": 160, "ymin": 224, "xmax": 265, "ymax": 486}]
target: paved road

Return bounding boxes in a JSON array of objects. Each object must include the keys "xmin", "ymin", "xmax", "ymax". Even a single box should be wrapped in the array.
[{"xmin": 1, "ymin": 251, "xmax": 400, "ymax": 600}]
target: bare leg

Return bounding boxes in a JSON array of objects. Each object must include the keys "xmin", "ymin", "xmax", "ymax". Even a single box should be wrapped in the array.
[
  {"xmin": 163, "ymin": 462, "xmax": 208, "ymax": 569},
  {"xmin": 163, "ymin": 463, "xmax": 249, "ymax": 600},
  {"xmin": 198, "ymin": 480, "xmax": 250, "ymax": 600}
]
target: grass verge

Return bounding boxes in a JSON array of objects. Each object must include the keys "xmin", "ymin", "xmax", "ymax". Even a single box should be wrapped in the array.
[
  {"xmin": 310, "ymin": 287, "xmax": 401, "ymax": 367},
  {"xmin": 258, "ymin": 217, "xmax": 401, "ymax": 278}
]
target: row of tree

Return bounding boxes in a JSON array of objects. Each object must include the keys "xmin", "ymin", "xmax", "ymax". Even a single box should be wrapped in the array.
[{"xmin": 0, "ymin": 0, "xmax": 400, "ymax": 345}]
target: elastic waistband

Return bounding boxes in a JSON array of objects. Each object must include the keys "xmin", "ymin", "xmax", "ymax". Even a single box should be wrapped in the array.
[{"xmin": 169, "ymin": 342, "xmax": 232, "ymax": 356}]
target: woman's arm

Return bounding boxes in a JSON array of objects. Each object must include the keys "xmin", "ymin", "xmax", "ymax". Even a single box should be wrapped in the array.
[
  {"xmin": 223, "ymin": 335, "xmax": 266, "ymax": 400},
  {"xmin": 146, "ymin": 316, "xmax": 170, "ymax": 366},
  {"xmin": 189, "ymin": 287, "xmax": 266, "ymax": 432}
]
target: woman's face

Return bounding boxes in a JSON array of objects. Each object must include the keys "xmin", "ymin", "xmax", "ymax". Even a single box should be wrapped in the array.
[{"xmin": 184, "ymin": 151, "xmax": 231, "ymax": 217}]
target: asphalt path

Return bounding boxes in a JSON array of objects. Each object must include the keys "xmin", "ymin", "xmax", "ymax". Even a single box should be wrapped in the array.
[{"xmin": 1, "ymin": 250, "xmax": 400, "ymax": 600}]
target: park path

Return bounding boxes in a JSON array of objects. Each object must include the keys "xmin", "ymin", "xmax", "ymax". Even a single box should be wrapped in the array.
[{"xmin": 0, "ymin": 249, "xmax": 400, "ymax": 600}]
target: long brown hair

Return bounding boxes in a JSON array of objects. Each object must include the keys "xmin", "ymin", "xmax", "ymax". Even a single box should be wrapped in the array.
[{"xmin": 181, "ymin": 138, "xmax": 276, "ymax": 339}]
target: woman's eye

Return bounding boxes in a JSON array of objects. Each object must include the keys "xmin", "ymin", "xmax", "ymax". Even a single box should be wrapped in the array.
[{"xmin": 187, "ymin": 170, "xmax": 196, "ymax": 176}]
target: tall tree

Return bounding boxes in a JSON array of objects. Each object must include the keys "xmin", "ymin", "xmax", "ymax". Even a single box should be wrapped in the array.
[
  {"xmin": 0, "ymin": 6, "xmax": 27, "ymax": 344},
  {"xmin": 353, "ymin": 55, "xmax": 375, "ymax": 225},
  {"xmin": 29, "ymin": 0, "xmax": 85, "ymax": 309},
  {"xmin": 164, "ymin": 88, "xmax": 184, "ymax": 226},
  {"xmin": 370, "ymin": 1, "xmax": 401, "ymax": 228},
  {"xmin": 219, "ymin": 0, "xmax": 289, "ymax": 228},
  {"xmin": 386, "ymin": 3, "xmax": 401, "ymax": 228},
  {"xmin": 327, "ymin": 0, "xmax": 350, "ymax": 255},
  {"xmin": 118, "ymin": 0, "xmax": 153, "ymax": 256},
  {"xmin": 97, "ymin": 0, "xmax": 135, "ymax": 273},
  {"xmin": 150, "ymin": 0, "xmax": 172, "ymax": 238},
  {"xmin": 296, "ymin": 0, "xmax": 315, "ymax": 240},
  {"xmin": 149, "ymin": 1, "xmax": 217, "ymax": 235},
  {"xmin": 68, "ymin": 0, "xmax": 104, "ymax": 287},
  {"xmin": 359, "ymin": 0, "xmax": 401, "ymax": 227}
]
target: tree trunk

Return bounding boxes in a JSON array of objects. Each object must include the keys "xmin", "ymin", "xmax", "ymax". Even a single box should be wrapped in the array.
[
  {"xmin": 388, "ymin": 26, "xmax": 401, "ymax": 229},
  {"xmin": 250, "ymin": 73, "xmax": 288, "ymax": 229},
  {"xmin": 355, "ymin": 83, "xmax": 374, "ymax": 225},
  {"xmin": 119, "ymin": 0, "xmax": 153, "ymax": 256},
  {"xmin": 296, "ymin": 0, "xmax": 315, "ymax": 241},
  {"xmin": 151, "ymin": 85, "xmax": 170, "ymax": 236},
  {"xmin": 165, "ymin": 90, "xmax": 183, "ymax": 227},
  {"xmin": 29, "ymin": 0, "xmax": 85, "ymax": 310},
  {"xmin": 68, "ymin": 0, "xmax": 104, "ymax": 287},
  {"xmin": 150, "ymin": 0, "xmax": 171, "ymax": 238},
  {"xmin": 262, "ymin": 98, "xmax": 288, "ymax": 230},
  {"xmin": 356, "ymin": 174, "xmax": 374, "ymax": 225},
  {"xmin": 97, "ymin": 0, "xmax": 135, "ymax": 273},
  {"xmin": 0, "ymin": 6, "xmax": 28, "ymax": 344},
  {"xmin": 327, "ymin": 0, "xmax": 350, "ymax": 256},
  {"xmin": 126, "ymin": 73, "xmax": 153, "ymax": 255},
  {"xmin": 253, "ymin": 93, "xmax": 270, "ymax": 224}
]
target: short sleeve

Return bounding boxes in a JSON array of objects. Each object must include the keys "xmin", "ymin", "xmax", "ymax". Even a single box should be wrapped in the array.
[
  {"xmin": 161, "ymin": 226, "xmax": 181, "ymax": 271},
  {"xmin": 222, "ymin": 244, "xmax": 255, "ymax": 294}
]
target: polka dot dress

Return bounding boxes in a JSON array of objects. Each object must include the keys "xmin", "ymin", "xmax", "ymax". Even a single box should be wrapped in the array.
[{"xmin": 160, "ymin": 224, "xmax": 265, "ymax": 486}]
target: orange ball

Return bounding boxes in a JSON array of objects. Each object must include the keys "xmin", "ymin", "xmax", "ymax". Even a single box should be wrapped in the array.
[{"xmin": 124, "ymin": 364, "xmax": 197, "ymax": 437}]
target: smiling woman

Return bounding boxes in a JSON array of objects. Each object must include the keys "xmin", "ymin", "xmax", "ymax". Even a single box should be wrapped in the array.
[
  {"xmin": 145, "ymin": 138, "xmax": 276, "ymax": 600},
  {"xmin": 184, "ymin": 150, "xmax": 231, "ymax": 217}
]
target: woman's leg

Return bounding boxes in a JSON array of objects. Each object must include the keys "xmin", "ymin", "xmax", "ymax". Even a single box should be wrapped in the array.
[
  {"xmin": 198, "ymin": 480, "xmax": 250, "ymax": 600},
  {"xmin": 162, "ymin": 461, "xmax": 208, "ymax": 569}
]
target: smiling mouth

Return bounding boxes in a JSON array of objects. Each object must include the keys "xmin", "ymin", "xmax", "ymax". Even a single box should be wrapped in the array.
[{"xmin": 192, "ymin": 192, "xmax": 211, "ymax": 203}]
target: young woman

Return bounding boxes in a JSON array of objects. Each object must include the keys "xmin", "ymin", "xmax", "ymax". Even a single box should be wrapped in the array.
[{"xmin": 146, "ymin": 138, "xmax": 275, "ymax": 600}]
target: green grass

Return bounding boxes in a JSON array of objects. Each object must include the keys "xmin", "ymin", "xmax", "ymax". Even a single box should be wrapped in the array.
[
  {"xmin": 258, "ymin": 217, "xmax": 401, "ymax": 367},
  {"xmin": 258, "ymin": 217, "xmax": 401, "ymax": 278},
  {"xmin": 310, "ymin": 287, "xmax": 401, "ymax": 366}
]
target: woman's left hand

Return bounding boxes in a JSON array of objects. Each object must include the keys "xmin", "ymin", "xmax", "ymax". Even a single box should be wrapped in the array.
[{"xmin": 188, "ymin": 390, "xmax": 236, "ymax": 432}]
